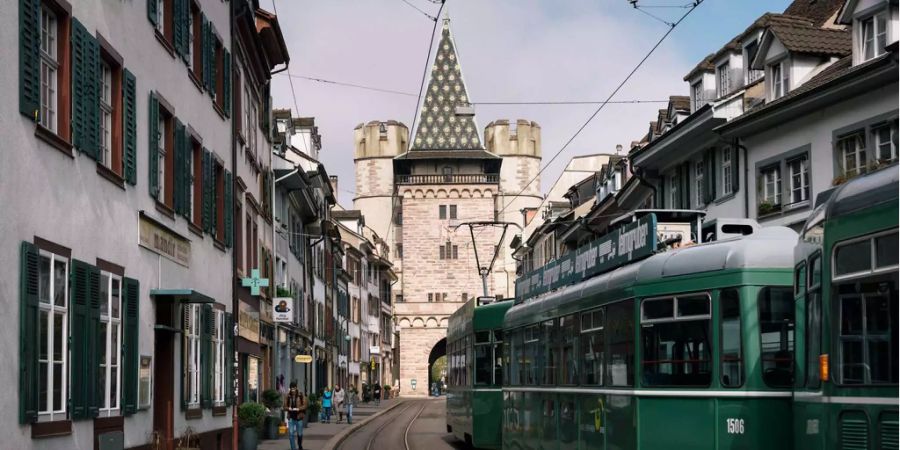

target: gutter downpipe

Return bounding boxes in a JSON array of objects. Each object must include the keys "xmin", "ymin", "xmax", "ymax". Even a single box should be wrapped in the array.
[{"xmin": 230, "ymin": 2, "xmax": 238, "ymax": 449}]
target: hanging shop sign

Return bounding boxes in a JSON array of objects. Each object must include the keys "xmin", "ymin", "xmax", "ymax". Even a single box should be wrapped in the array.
[
  {"xmin": 294, "ymin": 354, "xmax": 313, "ymax": 363},
  {"xmin": 273, "ymin": 297, "xmax": 294, "ymax": 323},
  {"xmin": 241, "ymin": 269, "xmax": 270, "ymax": 296},
  {"xmin": 369, "ymin": 346, "xmax": 380, "ymax": 355},
  {"xmin": 139, "ymin": 215, "xmax": 191, "ymax": 267},
  {"xmin": 238, "ymin": 301, "xmax": 260, "ymax": 343}
]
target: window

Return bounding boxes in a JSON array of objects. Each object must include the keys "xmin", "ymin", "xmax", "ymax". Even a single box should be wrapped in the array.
[
  {"xmin": 860, "ymin": 12, "xmax": 888, "ymax": 61},
  {"xmin": 787, "ymin": 155, "xmax": 809, "ymax": 204},
  {"xmin": 758, "ymin": 287, "xmax": 794, "ymax": 387},
  {"xmin": 38, "ymin": 250, "xmax": 68, "ymax": 420},
  {"xmin": 745, "ymin": 39, "xmax": 764, "ymax": 83},
  {"xmin": 669, "ymin": 174, "xmax": 678, "ymax": 209},
  {"xmin": 99, "ymin": 62, "xmax": 113, "ymax": 168},
  {"xmin": 720, "ymin": 289, "xmax": 742, "ymax": 387},
  {"xmin": 691, "ymin": 81, "xmax": 703, "ymax": 111},
  {"xmin": 439, "ymin": 245, "xmax": 445, "ymax": 260},
  {"xmin": 543, "ymin": 319, "xmax": 557, "ymax": 385},
  {"xmin": 150, "ymin": 96, "xmax": 174, "ymax": 206},
  {"xmin": 98, "ymin": 272, "xmax": 122, "ymax": 415},
  {"xmin": 439, "ymin": 205, "xmax": 446, "ymax": 220},
  {"xmin": 694, "ymin": 160, "xmax": 704, "ymax": 207},
  {"xmin": 580, "ymin": 308, "xmax": 604, "ymax": 385},
  {"xmin": 838, "ymin": 132, "xmax": 866, "ymax": 177},
  {"xmin": 874, "ymin": 123, "xmax": 898, "ymax": 162},
  {"xmin": 721, "ymin": 147, "xmax": 733, "ymax": 196},
  {"xmin": 155, "ymin": 0, "xmax": 165, "ymax": 34},
  {"xmin": 559, "ymin": 315, "xmax": 577, "ymax": 385},
  {"xmin": 716, "ymin": 63, "xmax": 730, "ymax": 98},
  {"xmin": 449, "ymin": 204, "xmax": 457, "ymax": 219},
  {"xmin": 606, "ymin": 300, "xmax": 634, "ymax": 387},
  {"xmin": 770, "ymin": 59, "xmax": 790, "ymax": 99},
  {"xmin": 836, "ymin": 278, "xmax": 897, "ymax": 384},
  {"xmin": 492, "ymin": 331, "xmax": 503, "ymax": 387},
  {"xmin": 213, "ymin": 309, "xmax": 225, "ymax": 405},
  {"xmin": 428, "ymin": 293, "xmax": 433, "ymax": 302},
  {"xmin": 474, "ymin": 331, "xmax": 491, "ymax": 385},
  {"xmin": 396, "ymin": 244, "xmax": 403, "ymax": 259},
  {"xmin": 834, "ymin": 231, "xmax": 899, "ymax": 279},
  {"xmin": 761, "ymin": 165, "xmax": 781, "ymax": 206},
  {"xmin": 641, "ymin": 294, "xmax": 712, "ymax": 386},
  {"xmin": 804, "ymin": 257, "xmax": 823, "ymax": 388},
  {"xmin": 39, "ymin": 5, "xmax": 59, "ymax": 132},
  {"xmin": 524, "ymin": 325, "xmax": 541, "ymax": 385},
  {"xmin": 183, "ymin": 304, "xmax": 201, "ymax": 407}
]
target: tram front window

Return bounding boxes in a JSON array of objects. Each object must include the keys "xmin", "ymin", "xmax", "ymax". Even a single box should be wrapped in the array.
[
  {"xmin": 759, "ymin": 286, "xmax": 795, "ymax": 387},
  {"xmin": 640, "ymin": 294, "xmax": 711, "ymax": 386}
]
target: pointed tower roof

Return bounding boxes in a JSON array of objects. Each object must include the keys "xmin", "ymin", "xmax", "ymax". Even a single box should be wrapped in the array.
[{"xmin": 410, "ymin": 17, "xmax": 483, "ymax": 152}]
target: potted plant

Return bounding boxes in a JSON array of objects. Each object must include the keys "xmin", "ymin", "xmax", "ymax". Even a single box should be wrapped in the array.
[
  {"xmin": 306, "ymin": 393, "xmax": 320, "ymax": 423},
  {"xmin": 238, "ymin": 402, "xmax": 267, "ymax": 450},
  {"xmin": 262, "ymin": 389, "xmax": 283, "ymax": 440},
  {"xmin": 757, "ymin": 201, "xmax": 779, "ymax": 216}
]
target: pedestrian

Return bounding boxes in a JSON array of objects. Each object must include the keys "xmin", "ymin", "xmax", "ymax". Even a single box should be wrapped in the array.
[
  {"xmin": 322, "ymin": 387, "xmax": 333, "ymax": 423},
  {"xmin": 333, "ymin": 385, "xmax": 345, "ymax": 423},
  {"xmin": 347, "ymin": 387, "xmax": 358, "ymax": 425},
  {"xmin": 373, "ymin": 383, "xmax": 381, "ymax": 406},
  {"xmin": 283, "ymin": 381, "xmax": 307, "ymax": 450}
]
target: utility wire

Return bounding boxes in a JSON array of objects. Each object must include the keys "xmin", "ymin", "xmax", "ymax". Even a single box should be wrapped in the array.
[
  {"xmin": 634, "ymin": 6, "xmax": 675, "ymax": 26},
  {"xmin": 271, "ymin": 0, "xmax": 311, "ymax": 156},
  {"xmin": 277, "ymin": 73, "xmax": 418, "ymax": 97},
  {"xmin": 399, "ymin": 0, "xmax": 437, "ymax": 20},
  {"xmin": 493, "ymin": 0, "xmax": 703, "ymax": 220}
]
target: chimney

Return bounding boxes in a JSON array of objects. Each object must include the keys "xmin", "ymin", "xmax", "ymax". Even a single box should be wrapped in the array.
[
  {"xmin": 329, "ymin": 176, "xmax": 338, "ymax": 195},
  {"xmin": 616, "ymin": 144, "xmax": 623, "ymax": 155}
]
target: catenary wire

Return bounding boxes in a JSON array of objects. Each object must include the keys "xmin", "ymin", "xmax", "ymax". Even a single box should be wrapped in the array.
[
  {"xmin": 399, "ymin": 0, "xmax": 437, "ymax": 20},
  {"xmin": 271, "ymin": 0, "xmax": 311, "ymax": 155}
]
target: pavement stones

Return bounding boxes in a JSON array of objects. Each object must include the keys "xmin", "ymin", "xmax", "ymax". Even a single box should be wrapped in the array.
[{"xmin": 258, "ymin": 398, "xmax": 403, "ymax": 450}]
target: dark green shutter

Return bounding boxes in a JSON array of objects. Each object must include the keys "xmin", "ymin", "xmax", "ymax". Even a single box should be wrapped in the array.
[
  {"xmin": 173, "ymin": 0, "xmax": 184, "ymax": 57},
  {"xmin": 200, "ymin": 304, "xmax": 213, "ymax": 408},
  {"xmin": 19, "ymin": 0, "xmax": 40, "ymax": 120},
  {"xmin": 71, "ymin": 19, "xmax": 101, "ymax": 159},
  {"xmin": 122, "ymin": 277, "xmax": 139, "ymax": 415},
  {"xmin": 261, "ymin": 84, "xmax": 271, "ymax": 135},
  {"xmin": 18, "ymin": 242, "xmax": 40, "ymax": 424},
  {"xmin": 223, "ymin": 50, "xmax": 231, "ymax": 117},
  {"xmin": 225, "ymin": 170, "xmax": 233, "ymax": 247},
  {"xmin": 148, "ymin": 93, "xmax": 160, "ymax": 199},
  {"xmin": 123, "ymin": 69, "xmax": 137, "ymax": 185},
  {"xmin": 182, "ymin": 130, "xmax": 192, "ymax": 220},
  {"xmin": 201, "ymin": 149, "xmax": 211, "ymax": 232},
  {"xmin": 224, "ymin": 312, "xmax": 234, "ymax": 406},
  {"xmin": 208, "ymin": 31, "xmax": 218, "ymax": 100},
  {"xmin": 211, "ymin": 163, "xmax": 218, "ymax": 237},
  {"xmin": 147, "ymin": 0, "xmax": 158, "ymax": 26},
  {"xmin": 731, "ymin": 146, "xmax": 740, "ymax": 194},
  {"xmin": 70, "ymin": 260, "xmax": 100, "ymax": 420},
  {"xmin": 681, "ymin": 162, "xmax": 691, "ymax": 209},
  {"xmin": 201, "ymin": 15, "xmax": 211, "ymax": 92},
  {"xmin": 173, "ymin": 118, "xmax": 185, "ymax": 215}
]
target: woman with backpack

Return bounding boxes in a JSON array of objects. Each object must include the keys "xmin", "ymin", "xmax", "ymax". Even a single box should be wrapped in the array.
[{"xmin": 322, "ymin": 387, "xmax": 334, "ymax": 423}]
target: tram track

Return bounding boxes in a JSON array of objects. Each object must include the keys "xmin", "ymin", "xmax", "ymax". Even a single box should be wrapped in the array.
[
  {"xmin": 336, "ymin": 399, "xmax": 441, "ymax": 450},
  {"xmin": 402, "ymin": 402, "xmax": 428, "ymax": 450}
]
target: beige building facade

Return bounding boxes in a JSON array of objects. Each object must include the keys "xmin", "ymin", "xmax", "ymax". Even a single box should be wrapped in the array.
[{"xmin": 354, "ymin": 18, "xmax": 542, "ymax": 396}]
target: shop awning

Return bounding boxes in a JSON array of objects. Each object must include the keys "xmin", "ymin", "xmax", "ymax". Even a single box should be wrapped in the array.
[{"xmin": 149, "ymin": 289, "xmax": 216, "ymax": 303}]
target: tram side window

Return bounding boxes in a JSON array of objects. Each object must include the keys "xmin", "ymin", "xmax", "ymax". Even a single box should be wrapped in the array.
[
  {"xmin": 543, "ymin": 319, "xmax": 559, "ymax": 385},
  {"xmin": 837, "ymin": 279, "xmax": 898, "ymax": 384},
  {"xmin": 759, "ymin": 287, "xmax": 795, "ymax": 387},
  {"xmin": 493, "ymin": 330, "xmax": 504, "ymax": 387},
  {"xmin": 720, "ymin": 289, "xmax": 743, "ymax": 387},
  {"xmin": 524, "ymin": 325, "xmax": 541, "ymax": 385},
  {"xmin": 641, "ymin": 294, "xmax": 712, "ymax": 387},
  {"xmin": 607, "ymin": 300, "xmax": 635, "ymax": 387},
  {"xmin": 509, "ymin": 329, "xmax": 522, "ymax": 385},
  {"xmin": 580, "ymin": 308, "xmax": 604, "ymax": 385},
  {"xmin": 805, "ymin": 256, "xmax": 822, "ymax": 389},
  {"xmin": 560, "ymin": 315, "xmax": 578, "ymax": 385},
  {"xmin": 474, "ymin": 331, "xmax": 492, "ymax": 385}
]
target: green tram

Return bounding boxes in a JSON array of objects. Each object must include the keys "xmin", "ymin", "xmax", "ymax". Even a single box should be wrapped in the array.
[
  {"xmin": 792, "ymin": 165, "xmax": 898, "ymax": 450},
  {"xmin": 447, "ymin": 298, "xmax": 513, "ymax": 449},
  {"xmin": 502, "ymin": 220, "xmax": 801, "ymax": 449}
]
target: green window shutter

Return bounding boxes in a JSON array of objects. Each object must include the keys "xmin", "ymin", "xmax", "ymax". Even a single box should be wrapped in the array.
[
  {"xmin": 72, "ymin": 19, "xmax": 101, "ymax": 160},
  {"xmin": 148, "ymin": 93, "xmax": 160, "ymax": 199},
  {"xmin": 211, "ymin": 163, "xmax": 218, "ymax": 237},
  {"xmin": 201, "ymin": 149, "xmax": 211, "ymax": 232},
  {"xmin": 731, "ymin": 146, "xmax": 740, "ymax": 194},
  {"xmin": 70, "ymin": 260, "xmax": 100, "ymax": 420},
  {"xmin": 200, "ymin": 304, "xmax": 213, "ymax": 409},
  {"xmin": 223, "ymin": 50, "xmax": 231, "ymax": 117},
  {"xmin": 71, "ymin": 19, "xmax": 86, "ymax": 152},
  {"xmin": 147, "ymin": 0, "xmax": 158, "ymax": 26},
  {"xmin": 122, "ymin": 277, "xmax": 139, "ymax": 415},
  {"xmin": 182, "ymin": 130, "xmax": 192, "ymax": 220},
  {"xmin": 173, "ymin": 0, "xmax": 184, "ymax": 57},
  {"xmin": 224, "ymin": 170, "xmax": 233, "ymax": 247},
  {"xmin": 123, "ymin": 69, "xmax": 137, "ymax": 185},
  {"xmin": 261, "ymin": 84, "xmax": 271, "ymax": 136},
  {"xmin": 201, "ymin": 15, "xmax": 210, "ymax": 91},
  {"xmin": 18, "ymin": 242, "xmax": 40, "ymax": 424},
  {"xmin": 208, "ymin": 32, "xmax": 218, "ymax": 100},
  {"xmin": 173, "ymin": 118, "xmax": 185, "ymax": 215},
  {"xmin": 224, "ymin": 312, "xmax": 234, "ymax": 406},
  {"xmin": 19, "ymin": 0, "xmax": 40, "ymax": 120}
]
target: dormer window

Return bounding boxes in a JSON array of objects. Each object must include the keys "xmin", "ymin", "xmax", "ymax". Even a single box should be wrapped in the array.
[
  {"xmin": 744, "ymin": 39, "xmax": 764, "ymax": 84},
  {"xmin": 860, "ymin": 12, "xmax": 888, "ymax": 61},
  {"xmin": 691, "ymin": 81, "xmax": 703, "ymax": 111},
  {"xmin": 716, "ymin": 63, "xmax": 730, "ymax": 98},
  {"xmin": 770, "ymin": 59, "xmax": 790, "ymax": 99}
]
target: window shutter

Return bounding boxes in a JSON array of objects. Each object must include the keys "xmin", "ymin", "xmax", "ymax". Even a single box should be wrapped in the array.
[
  {"xmin": 18, "ymin": 241, "xmax": 40, "ymax": 424},
  {"xmin": 234, "ymin": 70, "xmax": 242, "ymax": 135},
  {"xmin": 69, "ymin": 260, "xmax": 100, "ymax": 420},
  {"xmin": 147, "ymin": 0, "xmax": 158, "ymax": 26},
  {"xmin": 201, "ymin": 14, "xmax": 210, "ymax": 91},
  {"xmin": 71, "ymin": 19, "xmax": 86, "ymax": 153},
  {"xmin": 173, "ymin": 0, "xmax": 184, "ymax": 57},
  {"xmin": 181, "ymin": 131, "xmax": 192, "ymax": 220},
  {"xmin": 225, "ymin": 170, "xmax": 233, "ymax": 247},
  {"xmin": 200, "ymin": 304, "xmax": 213, "ymax": 409},
  {"xmin": 682, "ymin": 162, "xmax": 691, "ymax": 209},
  {"xmin": 122, "ymin": 277, "xmax": 139, "ymax": 415},
  {"xmin": 148, "ymin": 93, "xmax": 160, "ymax": 199},
  {"xmin": 261, "ymin": 84, "xmax": 271, "ymax": 135},
  {"xmin": 223, "ymin": 50, "xmax": 231, "ymax": 117},
  {"xmin": 18, "ymin": 0, "xmax": 41, "ymax": 120},
  {"xmin": 202, "ymin": 149, "xmax": 211, "ymax": 232},
  {"xmin": 731, "ymin": 146, "xmax": 740, "ymax": 194},
  {"xmin": 88, "ymin": 266, "xmax": 102, "ymax": 418},
  {"xmin": 224, "ymin": 312, "xmax": 234, "ymax": 406},
  {"xmin": 72, "ymin": 20, "xmax": 101, "ymax": 160},
  {"xmin": 123, "ymin": 69, "xmax": 137, "ymax": 185},
  {"xmin": 209, "ymin": 34, "xmax": 218, "ymax": 100},
  {"xmin": 211, "ymin": 163, "xmax": 218, "ymax": 237},
  {"xmin": 173, "ymin": 118, "xmax": 187, "ymax": 215},
  {"xmin": 705, "ymin": 149, "xmax": 716, "ymax": 203}
]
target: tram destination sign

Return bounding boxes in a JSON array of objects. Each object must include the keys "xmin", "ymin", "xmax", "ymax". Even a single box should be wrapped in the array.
[{"xmin": 516, "ymin": 214, "xmax": 657, "ymax": 301}]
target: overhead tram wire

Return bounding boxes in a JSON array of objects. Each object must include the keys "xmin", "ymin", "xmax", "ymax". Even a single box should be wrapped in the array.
[
  {"xmin": 492, "ymin": 0, "xmax": 704, "ymax": 220},
  {"xmin": 399, "ymin": 0, "xmax": 437, "ymax": 21},
  {"xmin": 270, "ymin": 0, "xmax": 311, "ymax": 156}
]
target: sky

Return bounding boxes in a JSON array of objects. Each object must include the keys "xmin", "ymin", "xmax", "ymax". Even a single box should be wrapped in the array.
[{"xmin": 268, "ymin": 0, "xmax": 790, "ymax": 207}]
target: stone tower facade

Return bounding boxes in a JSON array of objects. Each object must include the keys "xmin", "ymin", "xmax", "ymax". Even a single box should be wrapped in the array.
[{"xmin": 354, "ymin": 18, "xmax": 542, "ymax": 397}]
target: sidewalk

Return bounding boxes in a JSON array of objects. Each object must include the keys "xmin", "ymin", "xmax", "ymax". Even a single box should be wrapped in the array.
[{"xmin": 258, "ymin": 398, "xmax": 401, "ymax": 450}]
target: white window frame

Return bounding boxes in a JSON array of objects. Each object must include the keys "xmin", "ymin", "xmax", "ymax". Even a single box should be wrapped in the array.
[
  {"xmin": 761, "ymin": 165, "xmax": 782, "ymax": 206},
  {"xmin": 787, "ymin": 155, "xmax": 809, "ymax": 205},
  {"xmin": 213, "ymin": 309, "xmax": 225, "ymax": 405},
  {"xmin": 39, "ymin": 6, "xmax": 58, "ymax": 132},
  {"xmin": 695, "ymin": 160, "xmax": 704, "ymax": 207},
  {"xmin": 99, "ymin": 271, "xmax": 122, "ymax": 415},
  {"xmin": 100, "ymin": 61, "xmax": 113, "ymax": 169},
  {"xmin": 839, "ymin": 132, "xmax": 866, "ymax": 177},
  {"xmin": 669, "ymin": 173, "xmax": 679, "ymax": 208},
  {"xmin": 874, "ymin": 123, "xmax": 897, "ymax": 162},
  {"xmin": 691, "ymin": 81, "xmax": 703, "ymax": 111},
  {"xmin": 184, "ymin": 304, "xmax": 201, "ymax": 407},
  {"xmin": 716, "ymin": 62, "xmax": 730, "ymax": 98},
  {"xmin": 187, "ymin": 5, "xmax": 195, "ymax": 72},
  {"xmin": 770, "ymin": 59, "xmax": 790, "ymax": 99},
  {"xmin": 721, "ymin": 148, "xmax": 733, "ymax": 196},
  {"xmin": 37, "ymin": 250, "xmax": 68, "ymax": 421},
  {"xmin": 155, "ymin": 0, "xmax": 165, "ymax": 34},
  {"xmin": 860, "ymin": 12, "xmax": 888, "ymax": 62}
]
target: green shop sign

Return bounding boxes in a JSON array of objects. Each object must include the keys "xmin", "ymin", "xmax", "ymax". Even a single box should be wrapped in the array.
[{"xmin": 516, "ymin": 213, "xmax": 657, "ymax": 301}]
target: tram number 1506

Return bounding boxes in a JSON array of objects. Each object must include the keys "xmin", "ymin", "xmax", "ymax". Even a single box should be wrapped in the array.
[{"xmin": 726, "ymin": 418, "xmax": 745, "ymax": 434}]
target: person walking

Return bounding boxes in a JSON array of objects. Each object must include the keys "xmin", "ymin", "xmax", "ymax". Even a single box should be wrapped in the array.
[
  {"xmin": 283, "ymin": 382, "xmax": 307, "ymax": 450},
  {"xmin": 373, "ymin": 383, "xmax": 381, "ymax": 406},
  {"xmin": 322, "ymin": 387, "xmax": 334, "ymax": 423},
  {"xmin": 333, "ymin": 385, "xmax": 345, "ymax": 423},
  {"xmin": 347, "ymin": 387, "xmax": 358, "ymax": 425}
]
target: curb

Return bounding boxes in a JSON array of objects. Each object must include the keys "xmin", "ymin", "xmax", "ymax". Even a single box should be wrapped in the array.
[{"xmin": 320, "ymin": 400, "xmax": 408, "ymax": 450}]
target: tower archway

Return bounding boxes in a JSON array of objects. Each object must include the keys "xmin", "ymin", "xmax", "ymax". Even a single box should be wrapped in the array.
[{"xmin": 428, "ymin": 337, "xmax": 447, "ymax": 395}]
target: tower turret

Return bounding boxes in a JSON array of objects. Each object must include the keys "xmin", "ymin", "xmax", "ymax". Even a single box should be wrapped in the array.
[{"xmin": 352, "ymin": 120, "xmax": 408, "ymax": 240}]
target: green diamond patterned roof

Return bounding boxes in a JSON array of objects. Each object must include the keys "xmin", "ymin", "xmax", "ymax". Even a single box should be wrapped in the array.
[{"xmin": 410, "ymin": 18, "xmax": 482, "ymax": 151}]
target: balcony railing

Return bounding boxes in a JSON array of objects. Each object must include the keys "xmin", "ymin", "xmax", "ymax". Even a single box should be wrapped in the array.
[{"xmin": 395, "ymin": 173, "xmax": 499, "ymax": 185}]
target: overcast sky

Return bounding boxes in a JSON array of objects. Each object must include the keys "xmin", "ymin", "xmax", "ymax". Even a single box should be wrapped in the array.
[{"xmin": 269, "ymin": 0, "xmax": 789, "ymax": 206}]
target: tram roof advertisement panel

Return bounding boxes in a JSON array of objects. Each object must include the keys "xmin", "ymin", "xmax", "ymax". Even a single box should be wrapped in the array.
[{"xmin": 516, "ymin": 213, "xmax": 658, "ymax": 302}]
